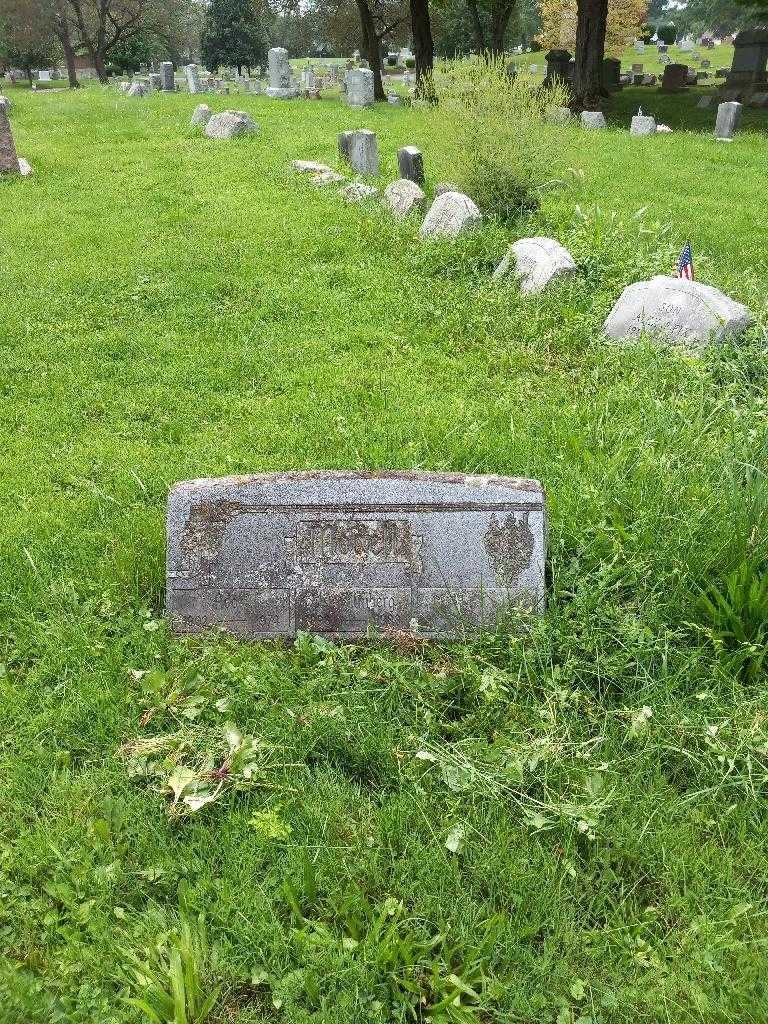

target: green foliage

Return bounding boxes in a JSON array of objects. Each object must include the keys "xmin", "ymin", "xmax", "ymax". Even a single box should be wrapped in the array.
[
  {"xmin": 432, "ymin": 54, "xmax": 574, "ymax": 220},
  {"xmin": 1, "ymin": 84, "xmax": 768, "ymax": 1024},
  {"xmin": 656, "ymin": 21, "xmax": 677, "ymax": 44},
  {"xmin": 120, "ymin": 900, "xmax": 222, "ymax": 1023},
  {"xmin": 200, "ymin": 0, "xmax": 268, "ymax": 73}
]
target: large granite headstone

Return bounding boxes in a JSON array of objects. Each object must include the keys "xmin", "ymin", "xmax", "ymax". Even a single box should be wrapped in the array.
[
  {"xmin": 167, "ymin": 471, "xmax": 546, "ymax": 638},
  {"xmin": 725, "ymin": 29, "xmax": 768, "ymax": 98},
  {"xmin": 0, "ymin": 106, "xmax": 21, "ymax": 174},
  {"xmin": 345, "ymin": 67, "xmax": 374, "ymax": 107},
  {"xmin": 266, "ymin": 47, "xmax": 299, "ymax": 98},
  {"xmin": 661, "ymin": 64, "xmax": 689, "ymax": 91}
]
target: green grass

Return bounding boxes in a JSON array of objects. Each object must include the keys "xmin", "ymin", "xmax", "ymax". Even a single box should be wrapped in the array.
[{"xmin": 1, "ymin": 83, "xmax": 768, "ymax": 1023}]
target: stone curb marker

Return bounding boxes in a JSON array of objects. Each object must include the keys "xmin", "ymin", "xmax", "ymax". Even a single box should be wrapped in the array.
[
  {"xmin": 603, "ymin": 276, "xmax": 753, "ymax": 348},
  {"xmin": 166, "ymin": 471, "xmax": 547, "ymax": 638}
]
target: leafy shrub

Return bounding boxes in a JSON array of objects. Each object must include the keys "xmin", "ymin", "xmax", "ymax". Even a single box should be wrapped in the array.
[
  {"xmin": 657, "ymin": 22, "xmax": 677, "ymax": 44},
  {"xmin": 432, "ymin": 55, "xmax": 573, "ymax": 221},
  {"xmin": 695, "ymin": 560, "xmax": 768, "ymax": 683},
  {"xmin": 405, "ymin": 56, "xmax": 416, "ymax": 69}
]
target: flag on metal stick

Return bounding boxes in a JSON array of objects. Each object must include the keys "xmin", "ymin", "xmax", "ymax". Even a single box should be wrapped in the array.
[{"xmin": 675, "ymin": 241, "xmax": 694, "ymax": 280}]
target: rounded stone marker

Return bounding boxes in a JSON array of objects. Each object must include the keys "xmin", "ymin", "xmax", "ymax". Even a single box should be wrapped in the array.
[
  {"xmin": 419, "ymin": 191, "xmax": 482, "ymax": 239},
  {"xmin": 581, "ymin": 110, "xmax": 607, "ymax": 129},
  {"xmin": 204, "ymin": 110, "xmax": 258, "ymax": 139},
  {"xmin": 190, "ymin": 104, "xmax": 212, "ymax": 126},
  {"xmin": 383, "ymin": 178, "xmax": 426, "ymax": 219},
  {"xmin": 603, "ymin": 275, "xmax": 753, "ymax": 349},
  {"xmin": 494, "ymin": 237, "xmax": 577, "ymax": 293}
]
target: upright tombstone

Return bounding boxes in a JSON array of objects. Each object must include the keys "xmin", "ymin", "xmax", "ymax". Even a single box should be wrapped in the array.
[
  {"xmin": 0, "ymin": 106, "xmax": 21, "ymax": 175},
  {"xmin": 166, "ymin": 471, "xmax": 547, "ymax": 638},
  {"xmin": 185, "ymin": 64, "xmax": 201, "ymax": 94},
  {"xmin": 714, "ymin": 100, "xmax": 743, "ymax": 140},
  {"xmin": 725, "ymin": 29, "xmax": 768, "ymax": 99},
  {"xmin": 397, "ymin": 145, "xmax": 424, "ymax": 185},
  {"xmin": 266, "ymin": 47, "xmax": 299, "ymax": 98},
  {"xmin": 148, "ymin": 72, "xmax": 162, "ymax": 90},
  {"xmin": 345, "ymin": 129, "xmax": 379, "ymax": 175},
  {"xmin": 630, "ymin": 113, "xmax": 657, "ymax": 135},
  {"xmin": 602, "ymin": 57, "xmax": 621, "ymax": 92},
  {"xmin": 160, "ymin": 61, "xmax": 175, "ymax": 91},
  {"xmin": 660, "ymin": 63, "xmax": 689, "ymax": 92},
  {"xmin": 545, "ymin": 49, "xmax": 572, "ymax": 85},
  {"xmin": 345, "ymin": 67, "xmax": 375, "ymax": 107}
]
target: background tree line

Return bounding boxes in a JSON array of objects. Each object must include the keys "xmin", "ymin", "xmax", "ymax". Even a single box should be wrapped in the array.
[{"xmin": 1, "ymin": 0, "xmax": 766, "ymax": 103}]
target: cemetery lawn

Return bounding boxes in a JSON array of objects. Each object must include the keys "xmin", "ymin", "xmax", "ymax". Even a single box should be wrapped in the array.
[{"xmin": 2, "ymin": 85, "xmax": 768, "ymax": 1024}]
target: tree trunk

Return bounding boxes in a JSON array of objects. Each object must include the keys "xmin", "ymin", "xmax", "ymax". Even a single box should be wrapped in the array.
[
  {"xmin": 354, "ymin": 0, "xmax": 385, "ymax": 100},
  {"xmin": 93, "ymin": 49, "xmax": 108, "ymax": 83},
  {"xmin": 572, "ymin": 0, "xmax": 608, "ymax": 109},
  {"xmin": 409, "ymin": 0, "xmax": 435, "ymax": 101},
  {"xmin": 466, "ymin": 0, "xmax": 486, "ymax": 53},
  {"xmin": 490, "ymin": 1, "xmax": 515, "ymax": 56}
]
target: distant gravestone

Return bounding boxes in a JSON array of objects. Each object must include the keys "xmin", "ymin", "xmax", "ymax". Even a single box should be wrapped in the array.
[
  {"xmin": 546, "ymin": 105, "xmax": 573, "ymax": 123},
  {"xmin": 493, "ymin": 237, "xmax": 576, "ymax": 293},
  {"xmin": 661, "ymin": 63, "xmax": 689, "ymax": 91},
  {"xmin": 602, "ymin": 57, "xmax": 621, "ymax": 92},
  {"xmin": 266, "ymin": 47, "xmax": 299, "ymax": 98},
  {"xmin": 603, "ymin": 276, "xmax": 752, "ymax": 349},
  {"xmin": 545, "ymin": 49, "xmax": 572, "ymax": 84},
  {"xmin": 630, "ymin": 113, "xmax": 657, "ymax": 135},
  {"xmin": 419, "ymin": 192, "xmax": 482, "ymax": 238},
  {"xmin": 127, "ymin": 83, "xmax": 148, "ymax": 97},
  {"xmin": 581, "ymin": 110, "xmax": 607, "ymax": 128},
  {"xmin": 342, "ymin": 129, "xmax": 379, "ymax": 175},
  {"xmin": 397, "ymin": 145, "xmax": 424, "ymax": 185},
  {"xmin": 190, "ymin": 103, "xmax": 212, "ymax": 126},
  {"xmin": 634, "ymin": 39, "xmax": 645, "ymax": 54},
  {"xmin": 345, "ymin": 67, "xmax": 375, "ymax": 107},
  {"xmin": 148, "ymin": 73, "xmax": 162, "ymax": 90},
  {"xmin": 204, "ymin": 110, "xmax": 258, "ymax": 139},
  {"xmin": 338, "ymin": 130, "xmax": 354, "ymax": 162},
  {"xmin": 166, "ymin": 471, "xmax": 547, "ymax": 637},
  {"xmin": 714, "ymin": 100, "xmax": 742, "ymax": 139},
  {"xmin": 383, "ymin": 178, "xmax": 426, "ymax": 219},
  {"xmin": 0, "ymin": 106, "xmax": 21, "ymax": 175},
  {"xmin": 185, "ymin": 64, "xmax": 201, "ymax": 94},
  {"xmin": 160, "ymin": 61, "xmax": 174, "ymax": 91},
  {"xmin": 697, "ymin": 95, "xmax": 714, "ymax": 109}
]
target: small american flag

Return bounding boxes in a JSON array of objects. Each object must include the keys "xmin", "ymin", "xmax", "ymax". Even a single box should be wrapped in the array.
[{"xmin": 675, "ymin": 241, "xmax": 694, "ymax": 280}]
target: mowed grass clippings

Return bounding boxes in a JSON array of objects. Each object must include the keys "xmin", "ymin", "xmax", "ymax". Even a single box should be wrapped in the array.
[{"xmin": 1, "ymin": 83, "xmax": 768, "ymax": 1024}]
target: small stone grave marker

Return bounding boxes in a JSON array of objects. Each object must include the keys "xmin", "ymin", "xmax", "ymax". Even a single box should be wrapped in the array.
[{"xmin": 167, "ymin": 471, "xmax": 547, "ymax": 637}]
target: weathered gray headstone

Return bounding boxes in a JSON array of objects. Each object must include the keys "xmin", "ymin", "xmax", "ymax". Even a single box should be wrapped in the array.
[
  {"xmin": 630, "ymin": 114, "xmax": 657, "ymax": 135},
  {"xmin": 581, "ymin": 110, "xmax": 607, "ymax": 129},
  {"xmin": 127, "ymin": 82, "xmax": 148, "ymax": 97},
  {"xmin": 185, "ymin": 64, "xmax": 201, "ymax": 94},
  {"xmin": 266, "ymin": 47, "xmax": 299, "ymax": 98},
  {"xmin": 546, "ymin": 105, "xmax": 573, "ymax": 124},
  {"xmin": 603, "ymin": 276, "xmax": 753, "ymax": 348},
  {"xmin": 345, "ymin": 129, "xmax": 379, "ymax": 175},
  {"xmin": 204, "ymin": 110, "xmax": 258, "ymax": 139},
  {"xmin": 345, "ymin": 67, "xmax": 374, "ymax": 107},
  {"xmin": 397, "ymin": 145, "xmax": 424, "ymax": 185},
  {"xmin": 0, "ymin": 106, "xmax": 21, "ymax": 175},
  {"xmin": 697, "ymin": 95, "xmax": 713, "ymax": 108},
  {"xmin": 160, "ymin": 61, "xmax": 175, "ymax": 91},
  {"xmin": 714, "ymin": 100, "xmax": 742, "ymax": 139},
  {"xmin": 383, "ymin": 178, "xmax": 426, "ymax": 219},
  {"xmin": 166, "ymin": 471, "xmax": 547, "ymax": 638},
  {"xmin": 493, "ymin": 237, "xmax": 577, "ymax": 293},
  {"xmin": 148, "ymin": 73, "xmax": 162, "ymax": 90},
  {"xmin": 338, "ymin": 130, "xmax": 354, "ymax": 162},
  {"xmin": 419, "ymin": 192, "xmax": 482, "ymax": 239},
  {"xmin": 190, "ymin": 103, "xmax": 212, "ymax": 126}
]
